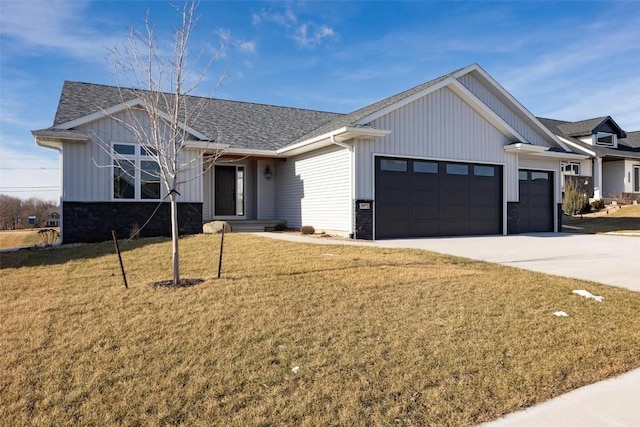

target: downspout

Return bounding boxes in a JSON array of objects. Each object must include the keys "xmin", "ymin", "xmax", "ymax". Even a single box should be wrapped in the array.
[{"xmin": 330, "ymin": 134, "xmax": 355, "ymax": 239}]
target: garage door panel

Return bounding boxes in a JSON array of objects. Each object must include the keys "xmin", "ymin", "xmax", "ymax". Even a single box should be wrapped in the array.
[
  {"xmin": 441, "ymin": 205, "xmax": 470, "ymax": 220},
  {"xmin": 441, "ymin": 220, "xmax": 470, "ymax": 236},
  {"xmin": 413, "ymin": 205, "xmax": 439, "ymax": 220},
  {"xmin": 375, "ymin": 157, "xmax": 503, "ymax": 239},
  {"xmin": 470, "ymin": 220, "xmax": 500, "ymax": 234},
  {"xmin": 518, "ymin": 170, "xmax": 554, "ymax": 233},
  {"xmin": 411, "ymin": 221, "xmax": 440, "ymax": 236}
]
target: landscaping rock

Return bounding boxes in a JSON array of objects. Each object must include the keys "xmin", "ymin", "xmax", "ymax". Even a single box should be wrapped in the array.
[{"xmin": 203, "ymin": 221, "xmax": 231, "ymax": 234}]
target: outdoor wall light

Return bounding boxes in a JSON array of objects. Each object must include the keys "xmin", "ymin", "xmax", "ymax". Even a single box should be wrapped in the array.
[{"xmin": 264, "ymin": 165, "xmax": 273, "ymax": 180}]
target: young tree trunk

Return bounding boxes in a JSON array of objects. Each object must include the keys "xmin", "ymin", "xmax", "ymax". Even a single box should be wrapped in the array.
[{"xmin": 170, "ymin": 193, "xmax": 180, "ymax": 285}]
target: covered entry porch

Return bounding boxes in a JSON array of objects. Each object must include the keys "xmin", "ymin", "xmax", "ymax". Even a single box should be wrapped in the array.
[{"xmin": 202, "ymin": 156, "xmax": 285, "ymax": 229}]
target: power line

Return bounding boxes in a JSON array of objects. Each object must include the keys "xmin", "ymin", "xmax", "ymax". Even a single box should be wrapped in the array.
[
  {"xmin": 1, "ymin": 189, "xmax": 60, "ymax": 192},
  {"xmin": 1, "ymin": 157, "xmax": 58, "ymax": 160},
  {"xmin": 0, "ymin": 167, "xmax": 59, "ymax": 170},
  {"xmin": 0, "ymin": 186, "xmax": 60, "ymax": 189}
]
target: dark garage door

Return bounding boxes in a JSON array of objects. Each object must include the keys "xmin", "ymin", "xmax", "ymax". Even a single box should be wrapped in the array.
[
  {"xmin": 375, "ymin": 157, "xmax": 503, "ymax": 239},
  {"xmin": 518, "ymin": 170, "xmax": 554, "ymax": 232}
]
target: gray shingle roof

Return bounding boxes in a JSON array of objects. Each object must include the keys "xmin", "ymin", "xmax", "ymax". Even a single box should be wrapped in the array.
[
  {"xmin": 538, "ymin": 117, "xmax": 640, "ymax": 160},
  {"xmin": 619, "ymin": 131, "xmax": 640, "ymax": 150},
  {"xmin": 555, "ymin": 117, "xmax": 609, "ymax": 136},
  {"xmin": 54, "ymin": 81, "xmax": 343, "ymax": 151}
]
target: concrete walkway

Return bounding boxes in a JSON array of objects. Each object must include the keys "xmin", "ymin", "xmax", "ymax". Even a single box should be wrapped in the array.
[{"xmin": 255, "ymin": 232, "xmax": 640, "ymax": 426}]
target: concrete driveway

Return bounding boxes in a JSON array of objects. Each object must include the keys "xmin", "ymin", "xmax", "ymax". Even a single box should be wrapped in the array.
[{"xmin": 377, "ymin": 233, "xmax": 639, "ymax": 291}]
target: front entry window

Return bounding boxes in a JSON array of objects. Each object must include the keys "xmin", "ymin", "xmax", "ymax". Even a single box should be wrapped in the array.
[
  {"xmin": 634, "ymin": 166, "xmax": 640, "ymax": 193},
  {"xmin": 215, "ymin": 165, "xmax": 245, "ymax": 216}
]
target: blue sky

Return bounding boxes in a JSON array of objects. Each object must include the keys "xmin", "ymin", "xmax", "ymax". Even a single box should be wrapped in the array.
[{"xmin": 1, "ymin": 0, "xmax": 639, "ymax": 203}]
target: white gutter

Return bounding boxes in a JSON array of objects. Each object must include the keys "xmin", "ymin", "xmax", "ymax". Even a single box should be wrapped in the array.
[
  {"xmin": 331, "ymin": 134, "xmax": 356, "ymax": 238},
  {"xmin": 503, "ymin": 143, "xmax": 588, "ymax": 159},
  {"xmin": 557, "ymin": 136, "xmax": 596, "ymax": 157}
]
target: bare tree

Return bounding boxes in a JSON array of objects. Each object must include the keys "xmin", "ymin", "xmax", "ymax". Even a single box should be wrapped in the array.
[
  {"xmin": 0, "ymin": 195, "xmax": 22, "ymax": 229},
  {"xmin": 0, "ymin": 195, "xmax": 57, "ymax": 229},
  {"xmin": 106, "ymin": 1, "xmax": 227, "ymax": 285}
]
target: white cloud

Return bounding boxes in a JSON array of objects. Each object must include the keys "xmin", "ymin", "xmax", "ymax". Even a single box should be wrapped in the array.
[
  {"xmin": 493, "ymin": 20, "xmax": 640, "ymax": 130},
  {"xmin": 292, "ymin": 23, "xmax": 336, "ymax": 48},
  {"xmin": 238, "ymin": 41, "xmax": 256, "ymax": 54},
  {"xmin": 252, "ymin": 8, "xmax": 337, "ymax": 48},
  {"xmin": 253, "ymin": 9, "xmax": 298, "ymax": 27},
  {"xmin": 217, "ymin": 28, "xmax": 256, "ymax": 54},
  {"xmin": 0, "ymin": 0, "xmax": 120, "ymax": 60}
]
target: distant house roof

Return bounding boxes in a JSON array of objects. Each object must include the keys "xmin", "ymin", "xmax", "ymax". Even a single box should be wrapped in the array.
[
  {"xmin": 554, "ymin": 116, "xmax": 627, "ymax": 138},
  {"xmin": 538, "ymin": 117, "xmax": 640, "ymax": 160},
  {"xmin": 620, "ymin": 131, "xmax": 640, "ymax": 149},
  {"xmin": 53, "ymin": 81, "xmax": 343, "ymax": 151}
]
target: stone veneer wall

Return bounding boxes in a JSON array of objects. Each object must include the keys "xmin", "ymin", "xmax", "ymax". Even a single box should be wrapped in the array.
[
  {"xmin": 62, "ymin": 201, "xmax": 203, "ymax": 244},
  {"xmin": 557, "ymin": 203, "xmax": 563, "ymax": 232},
  {"xmin": 354, "ymin": 199, "xmax": 374, "ymax": 240},
  {"xmin": 507, "ymin": 202, "xmax": 519, "ymax": 234}
]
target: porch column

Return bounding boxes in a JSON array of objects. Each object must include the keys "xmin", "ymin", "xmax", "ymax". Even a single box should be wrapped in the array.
[{"xmin": 593, "ymin": 157, "xmax": 603, "ymax": 199}]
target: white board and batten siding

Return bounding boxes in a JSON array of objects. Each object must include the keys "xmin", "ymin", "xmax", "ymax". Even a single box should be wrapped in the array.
[
  {"xmin": 457, "ymin": 74, "xmax": 551, "ymax": 148},
  {"xmin": 276, "ymin": 145, "xmax": 351, "ymax": 233},
  {"xmin": 65, "ymin": 111, "xmax": 202, "ymax": 203},
  {"xmin": 354, "ymin": 85, "xmax": 519, "ymax": 201}
]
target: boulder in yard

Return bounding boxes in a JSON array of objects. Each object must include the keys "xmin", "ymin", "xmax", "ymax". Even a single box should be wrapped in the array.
[{"xmin": 203, "ymin": 221, "xmax": 231, "ymax": 234}]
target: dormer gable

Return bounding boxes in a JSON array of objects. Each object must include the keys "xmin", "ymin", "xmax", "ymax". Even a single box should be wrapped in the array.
[{"xmin": 556, "ymin": 116, "xmax": 626, "ymax": 149}]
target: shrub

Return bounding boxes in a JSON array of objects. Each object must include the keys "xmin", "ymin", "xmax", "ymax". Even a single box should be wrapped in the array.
[
  {"xmin": 591, "ymin": 199, "xmax": 605, "ymax": 210},
  {"xmin": 37, "ymin": 229, "xmax": 59, "ymax": 246},
  {"xmin": 274, "ymin": 223, "xmax": 287, "ymax": 232},
  {"xmin": 300, "ymin": 225, "xmax": 315, "ymax": 235},
  {"xmin": 562, "ymin": 179, "xmax": 589, "ymax": 215},
  {"xmin": 129, "ymin": 223, "xmax": 141, "ymax": 239}
]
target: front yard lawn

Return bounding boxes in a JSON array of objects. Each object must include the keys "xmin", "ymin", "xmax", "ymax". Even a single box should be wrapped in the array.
[
  {"xmin": 564, "ymin": 204, "xmax": 640, "ymax": 234},
  {"xmin": 1, "ymin": 234, "xmax": 639, "ymax": 426}
]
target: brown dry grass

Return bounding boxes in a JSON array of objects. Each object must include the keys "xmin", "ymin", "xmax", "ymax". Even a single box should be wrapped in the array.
[
  {"xmin": 564, "ymin": 204, "xmax": 640, "ymax": 234},
  {"xmin": 0, "ymin": 229, "xmax": 49, "ymax": 249},
  {"xmin": 1, "ymin": 234, "xmax": 640, "ymax": 426}
]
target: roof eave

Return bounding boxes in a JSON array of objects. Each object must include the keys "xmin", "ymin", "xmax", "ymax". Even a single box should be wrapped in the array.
[
  {"xmin": 503, "ymin": 143, "xmax": 588, "ymax": 160},
  {"xmin": 32, "ymin": 129, "xmax": 90, "ymax": 149},
  {"xmin": 277, "ymin": 126, "xmax": 391, "ymax": 157}
]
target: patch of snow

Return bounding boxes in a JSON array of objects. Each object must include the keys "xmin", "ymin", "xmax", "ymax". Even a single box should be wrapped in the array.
[
  {"xmin": 291, "ymin": 366, "xmax": 299, "ymax": 374},
  {"xmin": 553, "ymin": 311, "xmax": 569, "ymax": 317},
  {"xmin": 572, "ymin": 289, "xmax": 603, "ymax": 302}
]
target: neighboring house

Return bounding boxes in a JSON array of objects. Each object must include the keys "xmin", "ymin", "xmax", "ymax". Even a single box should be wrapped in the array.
[
  {"xmin": 538, "ymin": 117, "xmax": 640, "ymax": 201},
  {"xmin": 45, "ymin": 211, "xmax": 60, "ymax": 227},
  {"xmin": 33, "ymin": 63, "xmax": 588, "ymax": 243}
]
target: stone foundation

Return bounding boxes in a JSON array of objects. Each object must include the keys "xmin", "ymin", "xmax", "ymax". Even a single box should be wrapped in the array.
[
  {"xmin": 557, "ymin": 203, "xmax": 563, "ymax": 232},
  {"xmin": 507, "ymin": 202, "xmax": 519, "ymax": 234},
  {"xmin": 354, "ymin": 199, "xmax": 374, "ymax": 240},
  {"xmin": 62, "ymin": 201, "xmax": 203, "ymax": 244}
]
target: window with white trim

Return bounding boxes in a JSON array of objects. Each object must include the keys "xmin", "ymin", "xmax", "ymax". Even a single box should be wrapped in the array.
[
  {"xmin": 113, "ymin": 143, "xmax": 161, "ymax": 200},
  {"xmin": 634, "ymin": 165, "xmax": 640, "ymax": 193},
  {"xmin": 561, "ymin": 162, "xmax": 580, "ymax": 176},
  {"xmin": 595, "ymin": 132, "xmax": 616, "ymax": 147}
]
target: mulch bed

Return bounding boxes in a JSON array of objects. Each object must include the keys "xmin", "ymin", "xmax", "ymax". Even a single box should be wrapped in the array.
[{"xmin": 150, "ymin": 278, "xmax": 205, "ymax": 288}]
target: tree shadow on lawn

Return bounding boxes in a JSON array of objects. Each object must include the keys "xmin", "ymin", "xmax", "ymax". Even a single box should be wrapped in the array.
[{"xmin": 0, "ymin": 236, "xmax": 171, "ymax": 269}]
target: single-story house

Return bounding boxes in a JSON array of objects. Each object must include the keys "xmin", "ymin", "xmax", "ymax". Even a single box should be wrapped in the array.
[
  {"xmin": 538, "ymin": 117, "xmax": 640, "ymax": 201},
  {"xmin": 33, "ymin": 63, "xmax": 591, "ymax": 243}
]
